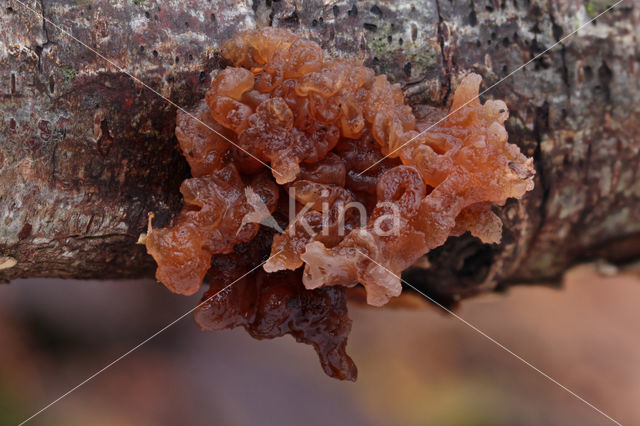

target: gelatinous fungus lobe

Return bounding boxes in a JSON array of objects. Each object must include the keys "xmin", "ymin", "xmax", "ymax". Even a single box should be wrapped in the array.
[
  {"xmin": 301, "ymin": 74, "xmax": 535, "ymax": 306},
  {"xmin": 195, "ymin": 228, "xmax": 357, "ymax": 381},
  {"xmin": 144, "ymin": 27, "xmax": 534, "ymax": 379}
]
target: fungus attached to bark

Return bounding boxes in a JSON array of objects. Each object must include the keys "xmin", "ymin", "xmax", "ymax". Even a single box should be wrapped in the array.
[{"xmin": 144, "ymin": 27, "xmax": 534, "ymax": 380}]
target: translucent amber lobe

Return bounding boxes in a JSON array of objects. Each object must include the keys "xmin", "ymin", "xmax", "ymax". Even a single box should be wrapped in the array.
[
  {"xmin": 196, "ymin": 269, "xmax": 357, "ymax": 380},
  {"xmin": 194, "ymin": 229, "xmax": 357, "ymax": 381},
  {"xmin": 301, "ymin": 74, "xmax": 534, "ymax": 305},
  {"xmin": 146, "ymin": 27, "xmax": 534, "ymax": 379},
  {"xmin": 301, "ymin": 166, "xmax": 429, "ymax": 306},
  {"xmin": 146, "ymin": 165, "xmax": 278, "ymax": 295},
  {"xmin": 264, "ymin": 180, "xmax": 358, "ymax": 273},
  {"xmin": 175, "ymin": 100, "xmax": 232, "ymax": 178}
]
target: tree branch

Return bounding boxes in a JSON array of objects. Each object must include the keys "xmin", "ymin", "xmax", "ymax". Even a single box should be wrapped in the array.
[{"xmin": 1, "ymin": 0, "xmax": 639, "ymax": 303}]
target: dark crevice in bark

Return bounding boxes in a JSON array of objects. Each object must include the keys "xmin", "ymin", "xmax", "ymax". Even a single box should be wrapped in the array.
[
  {"xmin": 468, "ymin": 1, "xmax": 478, "ymax": 26},
  {"xmin": 559, "ymin": 45, "xmax": 570, "ymax": 98},
  {"xmin": 529, "ymin": 101, "xmax": 551, "ymax": 251},
  {"xmin": 547, "ymin": 1, "xmax": 570, "ymax": 100},
  {"xmin": 33, "ymin": 0, "xmax": 54, "ymax": 74},
  {"xmin": 39, "ymin": 0, "xmax": 50, "ymax": 44},
  {"xmin": 434, "ymin": 0, "xmax": 452, "ymax": 105},
  {"xmin": 598, "ymin": 60, "xmax": 613, "ymax": 102}
]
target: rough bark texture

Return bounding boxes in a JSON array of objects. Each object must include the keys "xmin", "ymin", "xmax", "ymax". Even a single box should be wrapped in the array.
[{"xmin": 1, "ymin": 0, "xmax": 639, "ymax": 303}]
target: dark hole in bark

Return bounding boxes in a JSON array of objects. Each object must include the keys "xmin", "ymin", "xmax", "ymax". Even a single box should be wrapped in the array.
[
  {"xmin": 468, "ymin": 2, "xmax": 478, "ymax": 26},
  {"xmin": 363, "ymin": 23, "xmax": 377, "ymax": 31}
]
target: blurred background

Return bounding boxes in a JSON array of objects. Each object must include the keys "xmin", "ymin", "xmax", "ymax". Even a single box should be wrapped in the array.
[{"xmin": 1, "ymin": 264, "xmax": 639, "ymax": 426}]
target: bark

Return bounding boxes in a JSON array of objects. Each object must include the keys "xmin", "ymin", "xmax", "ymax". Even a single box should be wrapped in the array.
[{"xmin": 1, "ymin": 0, "xmax": 639, "ymax": 303}]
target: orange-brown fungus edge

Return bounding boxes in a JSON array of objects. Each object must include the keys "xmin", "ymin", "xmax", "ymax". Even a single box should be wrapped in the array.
[{"xmin": 145, "ymin": 28, "xmax": 535, "ymax": 380}]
